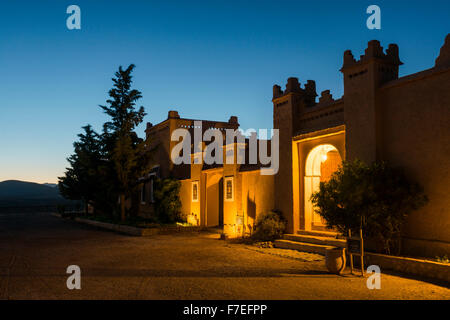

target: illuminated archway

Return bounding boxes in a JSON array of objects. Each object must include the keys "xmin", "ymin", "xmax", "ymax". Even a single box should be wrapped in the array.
[{"xmin": 304, "ymin": 144, "xmax": 342, "ymax": 230}]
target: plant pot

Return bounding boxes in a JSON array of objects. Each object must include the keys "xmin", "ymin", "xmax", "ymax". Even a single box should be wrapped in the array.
[{"xmin": 325, "ymin": 247, "xmax": 346, "ymax": 274}]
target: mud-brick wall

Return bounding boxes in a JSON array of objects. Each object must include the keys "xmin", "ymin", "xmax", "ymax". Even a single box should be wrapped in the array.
[
  {"xmin": 379, "ymin": 68, "xmax": 450, "ymax": 257},
  {"xmin": 240, "ymin": 172, "xmax": 275, "ymax": 234}
]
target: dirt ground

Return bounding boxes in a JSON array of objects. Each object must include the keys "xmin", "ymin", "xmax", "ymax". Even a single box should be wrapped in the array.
[{"xmin": 0, "ymin": 212, "xmax": 449, "ymax": 300}]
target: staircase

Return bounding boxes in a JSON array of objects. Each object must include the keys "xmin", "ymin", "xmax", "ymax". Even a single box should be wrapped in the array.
[{"xmin": 274, "ymin": 230, "xmax": 346, "ymax": 255}]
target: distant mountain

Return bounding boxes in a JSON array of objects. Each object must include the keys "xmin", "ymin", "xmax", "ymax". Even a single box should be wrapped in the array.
[
  {"xmin": 43, "ymin": 183, "xmax": 58, "ymax": 188},
  {"xmin": 0, "ymin": 180, "xmax": 62, "ymax": 200},
  {"xmin": 0, "ymin": 180, "xmax": 80, "ymax": 211}
]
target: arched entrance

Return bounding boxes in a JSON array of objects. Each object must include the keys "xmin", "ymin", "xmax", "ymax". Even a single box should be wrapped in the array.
[{"xmin": 304, "ymin": 144, "xmax": 342, "ymax": 231}]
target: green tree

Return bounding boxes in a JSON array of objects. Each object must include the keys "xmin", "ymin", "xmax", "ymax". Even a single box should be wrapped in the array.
[
  {"xmin": 153, "ymin": 178, "xmax": 182, "ymax": 223},
  {"xmin": 311, "ymin": 159, "xmax": 428, "ymax": 254},
  {"xmin": 58, "ymin": 125, "xmax": 102, "ymax": 215},
  {"xmin": 100, "ymin": 64, "xmax": 152, "ymax": 221}
]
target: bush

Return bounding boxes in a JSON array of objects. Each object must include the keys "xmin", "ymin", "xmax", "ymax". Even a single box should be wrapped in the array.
[
  {"xmin": 436, "ymin": 255, "xmax": 449, "ymax": 264},
  {"xmin": 57, "ymin": 204, "xmax": 66, "ymax": 215},
  {"xmin": 153, "ymin": 178, "xmax": 182, "ymax": 223},
  {"xmin": 311, "ymin": 159, "xmax": 428, "ymax": 255},
  {"xmin": 252, "ymin": 210, "xmax": 286, "ymax": 241}
]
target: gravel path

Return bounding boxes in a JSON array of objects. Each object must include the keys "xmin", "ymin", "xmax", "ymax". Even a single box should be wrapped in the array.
[{"xmin": 0, "ymin": 212, "xmax": 449, "ymax": 299}]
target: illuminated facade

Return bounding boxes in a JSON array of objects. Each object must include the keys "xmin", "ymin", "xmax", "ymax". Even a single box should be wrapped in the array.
[
  {"xmin": 140, "ymin": 35, "xmax": 450, "ymax": 257},
  {"xmin": 273, "ymin": 35, "xmax": 450, "ymax": 257},
  {"xmin": 139, "ymin": 110, "xmax": 275, "ymax": 237}
]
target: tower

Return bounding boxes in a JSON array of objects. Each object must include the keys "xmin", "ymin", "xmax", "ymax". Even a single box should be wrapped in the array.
[
  {"xmin": 272, "ymin": 77, "xmax": 317, "ymax": 232},
  {"xmin": 340, "ymin": 40, "xmax": 402, "ymax": 162}
]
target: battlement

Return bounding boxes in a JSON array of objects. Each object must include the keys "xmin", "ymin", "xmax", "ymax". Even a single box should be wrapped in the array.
[
  {"xmin": 146, "ymin": 110, "xmax": 239, "ymax": 136},
  {"xmin": 340, "ymin": 40, "xmax": 404, "ymax": 86},
  {"xmin": 435, "ymin": 34, "xmax": 450, "ymax": 69},
  {"xmin": 170, "ymin": 111, "xmax": 239, "ymax": 131},
  {"xmin": 342, "ymin": 40, "xmax": 402, "ymax": 70},
  {"xmin": 273, "ymin": 77, "xmax": 339, "ymax": 112},
  {"xmin": 272, "ymin": 77, "xmax": 317, "ymax": 104}
]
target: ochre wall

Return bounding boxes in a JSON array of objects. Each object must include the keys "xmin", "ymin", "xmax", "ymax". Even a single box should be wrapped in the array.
[
  {"xmin": 222, "ymin": 160, "xmax": 239, "ymax": 235},
  {"xmin": 273, "ymin": 94, "xmax": 296, "ymax": 232},
  {"xmin": 240, "ymin": 171, "xmax": 275, "ymax": 235},
  {"xmin": 379, "ymin": 68, "xmax": 450, "ymax": 256}
]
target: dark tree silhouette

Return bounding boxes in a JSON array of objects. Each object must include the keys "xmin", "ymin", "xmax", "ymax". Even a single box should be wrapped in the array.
[
  {"xmin": 100, "ymin": 64, "xmax": 152, "ymax": 221},
  {"xmin": 58, "ymin": 125, "xmax": 102, "ymax": 215}
]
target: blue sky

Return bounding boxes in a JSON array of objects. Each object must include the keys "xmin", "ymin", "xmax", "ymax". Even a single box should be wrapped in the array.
[{"xmin": 0, "ymin": 0, "xmax": 449, "ymax": 183}]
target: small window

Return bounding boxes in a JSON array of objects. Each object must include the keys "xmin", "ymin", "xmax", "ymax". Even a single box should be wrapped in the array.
[
  {"xmin": 149, "ymin": 179, "xmax": 154, "ymax": 203},
  {"xmin": 224, "ymin": 176, "xmax": 234, "ymax": 201},
  {"xmin": 140, "ymin": 183, "xmax": 146, "ymax": 204},
  {"xmin": 192, "ymin": 181, "xmax": 199, "ymax": 202}
]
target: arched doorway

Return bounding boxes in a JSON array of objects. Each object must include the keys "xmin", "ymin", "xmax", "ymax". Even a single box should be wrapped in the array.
[{"xmin": 304, "ymin": 144, "xmax": 342, "ymax": 231}]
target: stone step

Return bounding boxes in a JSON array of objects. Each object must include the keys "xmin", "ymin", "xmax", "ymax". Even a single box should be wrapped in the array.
[
  {"xmin": 273, "ymin": 239, "xmax": 334, "ymax": 255},
  {"xmin": 297, "ymin": 229, "xmax": 340, "ymax": 238},
  {"xmin": 284, "ymin": 234, "xmax": 347, "ymax": 248}
]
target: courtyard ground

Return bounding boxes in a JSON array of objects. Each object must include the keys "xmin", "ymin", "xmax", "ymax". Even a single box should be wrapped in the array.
[{"xmin": 0, "ymin": 212, "xmax": 449, "ymax": 300}]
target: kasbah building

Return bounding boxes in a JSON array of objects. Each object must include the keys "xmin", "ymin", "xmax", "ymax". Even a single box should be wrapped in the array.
[{"xmin": 137, "ymin": 34, "xmax": 450, "ymax": 259}]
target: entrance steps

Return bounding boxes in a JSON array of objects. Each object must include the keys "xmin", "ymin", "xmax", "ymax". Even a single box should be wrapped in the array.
[
  {"xmin": 297, "ymin": 229, "xmax": 340, "ymax": 238},
  {"xmin": 274, "ymin": 231, "xmax": 346, "ymax": 256}
]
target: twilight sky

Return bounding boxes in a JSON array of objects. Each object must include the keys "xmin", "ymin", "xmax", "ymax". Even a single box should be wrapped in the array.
[{"xmin": 0, "ymin": 0, "xmax": 449, "ymax": 183}]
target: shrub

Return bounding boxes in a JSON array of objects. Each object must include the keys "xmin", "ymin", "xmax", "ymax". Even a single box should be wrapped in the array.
[
  {"xmin": 153, "ymin": 178, "xmax": 182, "ymax": 223},
  {"xmin": 252, "ymin": 210, "xmax": 286, "ymax": 241},
  {"xmin": 436, "ymin": 255, "xmax": 449, "ymax": 264},
  {"xmin": 311, "ymin": 159, "xmax": 428, "ymax": 255},
  {"xmin": 57, "ymin": 204, "xmax": 66, "ymax": 215}
]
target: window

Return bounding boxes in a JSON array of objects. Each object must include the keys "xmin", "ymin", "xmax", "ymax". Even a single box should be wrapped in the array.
[
  {"xmin": 149, "ymin": 179, "xmax": 154, "ymax": 203},
  {"xmin": 140, "ymin": 183, "xmax": 146, "ymax": 204},
  {"xmin": 192, "ymin": 181, "xmax": 199, "ymax": 202},
  {"xmin": 224, "ymin": 176, "xmax": 234, "ymax": 201}
]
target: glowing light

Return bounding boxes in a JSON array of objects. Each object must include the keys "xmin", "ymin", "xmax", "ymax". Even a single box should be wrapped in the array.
[{"xmin": 321, "ymin": 146, "xmax": 328, "ymax": 162}]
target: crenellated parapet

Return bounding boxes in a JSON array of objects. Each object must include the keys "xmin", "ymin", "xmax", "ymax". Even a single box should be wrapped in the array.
[
  {"xmin": 318, "ymin": 90, "xmax": 334, "ymax": 105},
  {"xmin": 341, "ymin": 40, "xmax": 404, "ymax": 87},
  {"xmin": 285, "ymin": 77, "xmax": 302, "ymax": 94},
  {"xmin": 435, "ymin": 34, "xmax": 450, "ymax": 69},
  {"xmin": 304, "ymin": 80, "xmax": 318, "ymax": 106},
  {"xmin": 272, "ymin": 77, "xmax": 318, "ymax": 108},
  {"xmin": 342, "ymin": 40, "xmax": 402, "ymax": 70},
  {"xmin": 272, "ymin": 84, "xmax": 283, "ymax": 99}
]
